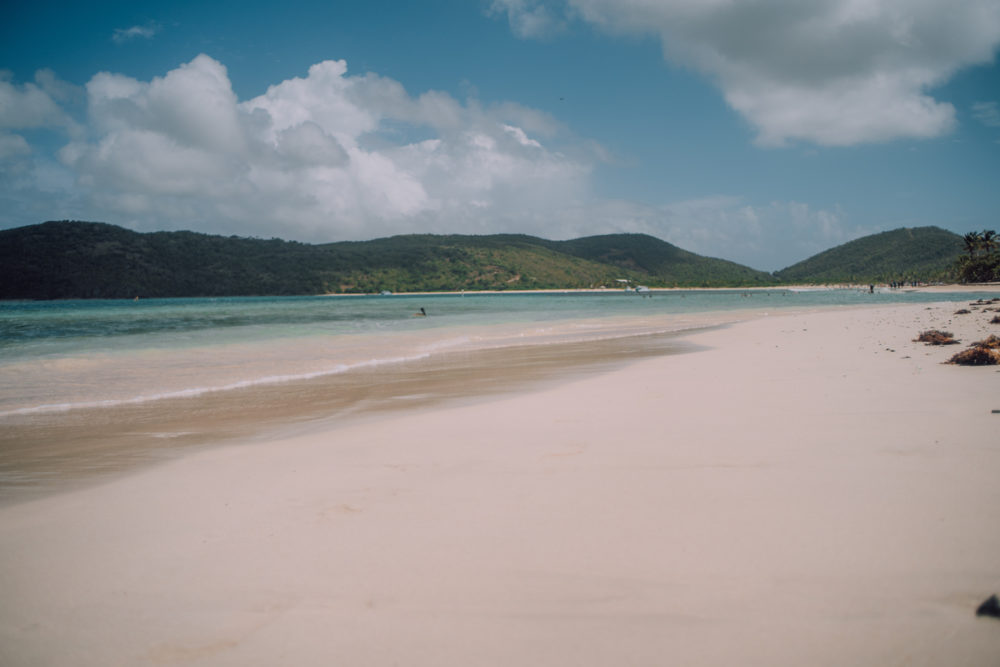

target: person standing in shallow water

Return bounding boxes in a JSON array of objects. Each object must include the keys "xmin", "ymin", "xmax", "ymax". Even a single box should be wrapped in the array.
[{"xmin": 414, "ymin": 307, "xmax": 426, "ymax": 317}]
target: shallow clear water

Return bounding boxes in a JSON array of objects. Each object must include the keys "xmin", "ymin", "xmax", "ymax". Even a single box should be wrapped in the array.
[
  {"xmin": 0, "ymin": 288, "xmax": 990, "ymax": 418},
  {"xmin": 1, "ymin": 287, "xmax": 995, "ymax": 500}
]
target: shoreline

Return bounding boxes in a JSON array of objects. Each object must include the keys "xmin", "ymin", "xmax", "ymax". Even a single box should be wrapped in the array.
[
  {"xmin": 2, "ymin": 283, "xmax": 996, "ymax": 304},
  {"xmin": 2, "ymin": 297, "xmax": 999, "ymax": 665},
  {"xmin": 0, "ymin": 326, "xmax": 715, "ymax": 506},
  {"xmin": 325, "ymin": 283, "xmax": 1000, "ymax": 297}
]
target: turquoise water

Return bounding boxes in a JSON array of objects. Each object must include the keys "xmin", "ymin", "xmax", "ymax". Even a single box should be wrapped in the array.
[{"xmin": 0, "ymin": 289, "xmax": 989, "ymax": 418}]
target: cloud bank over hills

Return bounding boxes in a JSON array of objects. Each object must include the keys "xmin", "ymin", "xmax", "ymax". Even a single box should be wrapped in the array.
[
  {"xmin": 0, "ymin": 53, "xmax": 855, "ymax": 269},
  {"xmin": 1, "ymin": 0, "xmax": 997, "ymax": 271},
  {"xmin": 44, "ymin": 55, "xmax": 592, "ymax": 242}
]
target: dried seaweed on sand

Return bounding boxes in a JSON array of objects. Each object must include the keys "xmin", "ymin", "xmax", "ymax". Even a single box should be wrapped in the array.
[
  {"xmin": 914, "ymin": 330, "xmax": 959, "ymax": 345},
  {"xmin": 947, "ymin": 335, "xmax": 1000, "ymax": 365},
  {"xmin": 947, "ymin": 347, "xmax": 1000, "ymax": 365},
  {"xmin": 974, "ymin": 335, "xmax": 1000, "ymax": 349},
  {"xmin": 954, "ymin": 309, "xmax": 972, "ymax": 315}
]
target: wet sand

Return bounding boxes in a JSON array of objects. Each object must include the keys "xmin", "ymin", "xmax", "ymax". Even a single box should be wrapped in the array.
[
  {"xmin": 0, "ymin": 329, "xmax": 705, "ymax": 504},
  {"xmin": 1, "ymin": 297, "xmax": 999, "ymax": 666}
]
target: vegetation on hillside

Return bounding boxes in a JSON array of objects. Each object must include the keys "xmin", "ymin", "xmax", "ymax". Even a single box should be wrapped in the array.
[
  {"xmin": 773, "ymin": 226, "xmax": 964, "ymax": 284},
  {"xmin": 0, "ymin": 221, "xmax": 775, "ymax": 300},
  {"xmin": 549, "ymin": 234, "xmax": 771, "ymax": 286},
  {"xmin": 955, "ymin": 230, "xmax": 999, "ymax": 283},
  {"xmin": 2, "ymin": 220, "xmax": 989, "ymax": 300}
]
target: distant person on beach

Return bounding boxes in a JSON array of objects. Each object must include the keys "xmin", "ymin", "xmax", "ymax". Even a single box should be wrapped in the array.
[
  {"xmin": 414, "ymin": 307, "xmax": 427, "ymax": 317},
  {"xmin": 869, "ymin": 284, "xmax": 874, "ymax": 294}
]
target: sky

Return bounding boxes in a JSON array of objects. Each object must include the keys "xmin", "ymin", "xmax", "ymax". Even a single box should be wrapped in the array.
[{"xmin": 1, "ymin": 0, "xmax": 999, "ymax": 271}]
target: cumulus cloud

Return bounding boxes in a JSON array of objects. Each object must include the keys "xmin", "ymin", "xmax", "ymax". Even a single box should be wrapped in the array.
[
  {"xmin": 51, "ymin": 54, "xmax": 591, "ymax": 240},
  {"xmin": 3, "ymin": 54, "xmax": 877, "ymax": 269},
  {"xmin": 0, "ymin": 70, "xmax": 84, "ymax": 222},
  {"xmin": 112, "ymin": 22, "xmax": 160, "ymax": 44},
  {"xmin": 499, "ymin": 0, "xmax": 1000, "ymax": 146},
  {"xmin": 0, "ymin": 70, "xmax": 79, "ymax": 132}
]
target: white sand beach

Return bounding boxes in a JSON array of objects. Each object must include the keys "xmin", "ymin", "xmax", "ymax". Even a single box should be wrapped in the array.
[{"xmin": 2, "ymin": 296, "xmax": 999, "ymax": 666}]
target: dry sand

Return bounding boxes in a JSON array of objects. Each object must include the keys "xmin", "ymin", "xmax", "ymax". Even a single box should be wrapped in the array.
[{"xmin": 2, "ymin": 297, "xmax": 999, "ymax": 666}]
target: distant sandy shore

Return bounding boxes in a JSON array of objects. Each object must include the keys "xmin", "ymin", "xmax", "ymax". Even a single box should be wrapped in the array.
[
  {"xmin": 325, "ymin": 282, "xmax": 1000, "ymax": 296},
  {"xmin": 2, "ymin": 291, "xmax": 999, "ymax": 666}
]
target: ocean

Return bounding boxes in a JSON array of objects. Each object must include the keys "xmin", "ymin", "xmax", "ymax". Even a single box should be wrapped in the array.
[{"xmin": 0, "ymin": 288, "xmax": 990, "ymax": 498}]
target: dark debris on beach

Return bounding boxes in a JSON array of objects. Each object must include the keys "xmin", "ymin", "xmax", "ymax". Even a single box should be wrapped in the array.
[
  {"xmin": 914, "ymin": 330, "xmax": 960, "ymax": 345},
  {"xmin": 977, "ymin": 594, "xmax": 1000, "ymax": 619},
  {"xmin": 947, "ymin": 335, "xmax": 1000, "ymax": 366}
]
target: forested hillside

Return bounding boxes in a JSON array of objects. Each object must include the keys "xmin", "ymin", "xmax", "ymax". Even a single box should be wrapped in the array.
[
  {"xmin": 774, "ymin": 227, "xmax": 964, "ymax": 284},
  {"xmin": 0, "ymin": 221, "xmax": 776, "ymax": 299}
]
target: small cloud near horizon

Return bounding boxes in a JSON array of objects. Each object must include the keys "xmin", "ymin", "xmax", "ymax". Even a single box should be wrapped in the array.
[{"xmin": 112, "ymin": 22, "xmax": 161, "ymax": 44}]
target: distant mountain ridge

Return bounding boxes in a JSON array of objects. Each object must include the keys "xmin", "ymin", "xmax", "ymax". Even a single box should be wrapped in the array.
[
  {"xmin": 0, "ymin": 221, "xmax": 775, "ymax": 299},
  {"xmin": 773, "ymin": 226, "xmax": 964, "ymax": 284},
  {"xmin": 0, "ymin": 222, "xmax": 970, "ymax": 299}
]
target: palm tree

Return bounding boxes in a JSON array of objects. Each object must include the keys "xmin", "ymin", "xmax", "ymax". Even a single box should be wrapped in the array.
[
  {"xmin": 981, "ymin": 229, "xmax": 998, "ymax": 256},
  {"xmin": 963, "ymin": 231, "xmax": 983, "ymax": 259}
]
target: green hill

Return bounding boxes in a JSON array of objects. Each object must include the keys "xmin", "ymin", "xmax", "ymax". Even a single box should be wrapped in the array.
[
  {"xmin": 774, "ymin": 226, "xmax": 964, "ymax": 284},
  {"xmin": 0, "ymin": 221, "xmax": 775, "ymax": 299},
  {"xmin": 550, "ymin": 234, "xmax": 772, "ymax": 286}
]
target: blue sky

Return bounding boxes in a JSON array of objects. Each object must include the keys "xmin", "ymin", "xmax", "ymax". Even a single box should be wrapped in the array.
[{"xmin": 2, "ymin": 0, "xmax": 999, "ymax": 271}]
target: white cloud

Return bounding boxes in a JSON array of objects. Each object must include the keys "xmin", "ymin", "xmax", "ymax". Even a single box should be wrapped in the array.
[
  {"xmin": 0, "ymin": 71, "xmax": 78, "ymax": 131},
  {"xmin": 503, "ymin": 124, "xmax": 542, "ymax": 147},
  {"xmin": 33, "ymin": 69, "xmax": 82, "ymax": 105},
  {"xmin": 502, "ymin": 0, "xmax": 1000, "ymax": 146},
  {"xmin": 972, "ymin": 101, "xmax": 1000, "ymax": 126},
  {"xmin": 0, "ymin": 70, "xmax": 83, "ymax": 213},
  {"xmin": 274, "ymin": 121, "xmax": 349, "ymax": 166},
  {"xmin": 0, "ymin": 91, "xmax": 83, "ymax": 225},
  {"xmin": 112, "ymin": 22, "xmax": 160, "ymax": 44},
  {"xmin": 51, "ymin": 54, "xmax": 591, "ymax": 241},
  {"xmin": 0, "ymin": 54, "xmax": 885, "ymax": 270},
  {"xmin": 487, "ymin": 0, "xmax": 566, "ymax": 39}
]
